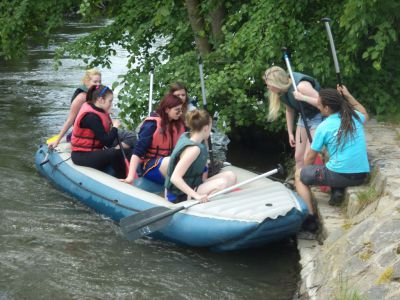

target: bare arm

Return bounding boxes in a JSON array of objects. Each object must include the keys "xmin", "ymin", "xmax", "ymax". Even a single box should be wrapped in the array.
[
  {"xmin": 122, "ymin": 154, "xmax": 141, "ymax": 184},
  {"xmin": 293, "ymin": 81, "xmax": 320, "ymax": 107},
  {"xmin": 170, "ymin": 146, "xmax": 208, "ymax": 201},
  {"xmin": 285, "ymin": 105, "xmax": 296, "ymax": 148},
  {"xmin": 49, "ymin": 93, "xmax": 86, "ymax": 148},
  {"xmin": 304, "ymin": 149, "xmax": 318, "ymax": 166},
  {"xmin": 337, "ymin": 85, "xmax": 369, "ymax": 122}
]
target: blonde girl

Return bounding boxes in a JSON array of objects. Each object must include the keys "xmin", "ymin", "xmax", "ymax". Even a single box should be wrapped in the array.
[
  {"xmin": 263, "ymin": 66, "xmax": 323, "ymax": 169},
  {"xmin": 49, "ymin": 68, "xmax": 101, "ymax": 149}
]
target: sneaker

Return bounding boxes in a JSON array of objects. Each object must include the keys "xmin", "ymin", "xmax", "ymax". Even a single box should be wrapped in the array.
[
  {"xmin": 301, "ymin": 214, "xmax": 318, "ymax": 233},
  {"xmin": 328, "ymin": 188, "xmax": 345, "ymax": 206}
]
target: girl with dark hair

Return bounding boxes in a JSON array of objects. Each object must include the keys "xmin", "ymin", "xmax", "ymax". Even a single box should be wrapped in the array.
[
  {"xmin": 169, "ymin": 82, "xmax": 197, "ymax": 116},
  {"xmin": 295, "ymin": 85, "xmax": 369, "ymax": 232},
  {"xmin": 71, "ymin": 85, "xmax": 127, "ymax": 178},
  {"xmin": 165, "ymin": 109, "xmax": 236, "ymax": 203},
  {"xmin": 123, "ymin": 94, "xmax": 186, "ymax": 185}
]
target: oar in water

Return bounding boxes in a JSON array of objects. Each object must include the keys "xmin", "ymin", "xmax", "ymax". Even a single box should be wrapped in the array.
[{"xmin": 120, "ymin": 165, "xmax": 284, "ymax": 241}]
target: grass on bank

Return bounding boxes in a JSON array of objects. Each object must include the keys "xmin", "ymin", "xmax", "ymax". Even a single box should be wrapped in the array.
[{"xmin": 335, "ymin": 276, "xmax": 364, "ymax": 300}]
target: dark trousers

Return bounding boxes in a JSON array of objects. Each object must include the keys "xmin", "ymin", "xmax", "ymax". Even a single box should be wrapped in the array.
[{"xmin": 71, "ymin": 148, "xmax": 131, "ymax": 179}]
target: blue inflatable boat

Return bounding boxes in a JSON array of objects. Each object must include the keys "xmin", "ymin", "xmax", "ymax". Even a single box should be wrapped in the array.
[{"xmin": 35, "ymin": 142, "xmax": 308, "ymax": 252}]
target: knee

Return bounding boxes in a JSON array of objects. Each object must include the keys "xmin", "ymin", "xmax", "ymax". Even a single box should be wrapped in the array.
[
  {"xmin": 225, "ymin": 171, "xmax": 237, "ymax": 185},
  {"xmin": 294, "ymin": 150, "xmax": 303, "ymax": 164},
  {"xmin": 295, "ymin": 168, "xmax": 302, "ymax": 182}
]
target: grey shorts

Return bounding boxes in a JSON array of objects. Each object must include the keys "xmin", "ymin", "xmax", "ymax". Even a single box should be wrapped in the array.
[
  {"xmin": 300, "ymin": 165, "xmax": 368, "ymax": 188},
  {"xmin": 297, "ymin": 113, "xmax": 324, "ymax": 130}
]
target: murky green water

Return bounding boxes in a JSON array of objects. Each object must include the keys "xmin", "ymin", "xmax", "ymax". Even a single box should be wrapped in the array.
[{"xmin": 0, "ymin": 20, "xmax": 299, "ymax": 299}]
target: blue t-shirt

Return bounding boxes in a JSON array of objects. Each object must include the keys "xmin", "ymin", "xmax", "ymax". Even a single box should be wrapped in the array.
[{"xmin": 311, "ymin": 111, "xmax": 369, "ymax": 173}]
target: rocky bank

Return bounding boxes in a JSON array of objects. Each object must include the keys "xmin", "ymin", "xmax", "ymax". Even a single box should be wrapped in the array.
[{"xmin": 297, "ymin": 119, "xmax": 400, "ymax": 299}]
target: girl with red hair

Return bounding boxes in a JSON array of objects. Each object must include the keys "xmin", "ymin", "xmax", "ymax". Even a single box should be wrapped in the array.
[{"xmin": 123, "ymin": 94, "xmax": 186, "ymax": 185}]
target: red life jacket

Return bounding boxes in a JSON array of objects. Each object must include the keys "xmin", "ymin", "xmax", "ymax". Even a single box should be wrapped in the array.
[
  {"xmin": 71, "ymin": 103, "xmax": 112, "ymax": 152},
  {"xmin": 144, "ymin": 116, "xmax": 185, "ymax": 159}
]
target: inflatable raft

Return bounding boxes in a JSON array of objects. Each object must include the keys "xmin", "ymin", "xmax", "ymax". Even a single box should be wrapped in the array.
[{"xmin": 35, "ymin": 142, "xmax": 308, "ymax": 251}]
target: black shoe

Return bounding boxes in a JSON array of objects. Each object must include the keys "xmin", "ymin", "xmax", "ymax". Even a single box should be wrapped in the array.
[
  {"xmin": 301, "ymin": 214, "xmax": 318, "ymax": 233},
  {"xmin": 328, "ymin": 188, "xmax": 345, "ymax": 206}
]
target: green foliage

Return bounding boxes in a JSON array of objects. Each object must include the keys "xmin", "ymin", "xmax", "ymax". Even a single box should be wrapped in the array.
[
  {"xmin": 0, "ymin": 0, "xmax": 81, "ymax": 59},
  {"xmin": 1, "ymin": 0, "xmax": 399, "ymax": 130}
]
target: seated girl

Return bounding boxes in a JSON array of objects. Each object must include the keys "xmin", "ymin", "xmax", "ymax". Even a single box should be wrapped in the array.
[
  {"xmin": 169, "ymin": 82, "xmax": 197, "ymax": 116},
  {"xmin": 295, "ymin": 85, "xmax": 369, "ymax": 232},
  {"xmin": 71, "ymin": 85, "xmax": 127, "ymax": 178},
  {"xmin": 49, "ymin": 68, "xmax": 101, "ymax": 149},
  {"xmin": 123, "ymin": 94, "xmax": 186, "ymax": 185},
  {"xmin": 165, "ymin": 109, "xmax": 236, "ymax": 203}
]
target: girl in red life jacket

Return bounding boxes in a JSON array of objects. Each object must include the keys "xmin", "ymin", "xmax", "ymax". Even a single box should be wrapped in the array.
[
  {"xmin": 49, "ymin": 68, "xmax": 101, "ymax": 149},
  {"xmin": 165, "ymin": 110, "xmax": 237, "ymax": 203},
  {"xmin": 122, "ymin": 94, "xmax": 186, "ymax": 185},
  {"xmin": 71, "ymin": 85, "xmax": 128, "ymax": 178}
]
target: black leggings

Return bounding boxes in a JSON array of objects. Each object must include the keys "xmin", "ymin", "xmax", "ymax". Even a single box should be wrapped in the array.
[{"xmin": 71, "ymin": 148, "xmax": 131, "ymax": 179}]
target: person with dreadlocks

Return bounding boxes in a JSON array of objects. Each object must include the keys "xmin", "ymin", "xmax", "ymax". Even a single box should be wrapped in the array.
[{"xmin": 295, "ymin": 85, "xmax": 369, "ymax": 232}]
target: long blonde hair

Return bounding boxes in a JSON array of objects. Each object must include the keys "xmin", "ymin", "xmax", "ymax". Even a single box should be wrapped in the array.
[
  {"xmin": 263, "ymin": 66, "xmax": 291, "ymax": 121},
  {"xmin": 81, "ymin": 68, "xmax": 101, "ymax": 85}
]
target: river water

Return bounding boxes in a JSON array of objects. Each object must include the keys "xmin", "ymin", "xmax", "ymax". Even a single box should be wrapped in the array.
[{"xmin": 0, "ymin": 20, "xmax": 299, "ymax": 299}]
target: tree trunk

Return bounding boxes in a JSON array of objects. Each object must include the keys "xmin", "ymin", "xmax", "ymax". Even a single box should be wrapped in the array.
[
  {"xmin": 184, "ymin": 0, "xmax": 211, "ymax": 55},
  {"xmin": 209, "ymin": 0, "xmax": 225, "ymax": 47}
]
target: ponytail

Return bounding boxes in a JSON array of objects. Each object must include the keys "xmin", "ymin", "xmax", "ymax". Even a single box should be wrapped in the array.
[
  {"xmin": 86, "ymin": 85, "xmax": 113, "ymax": 104},
  {"xmin": 186, "ymin": 109, "xmax": 211, "ymax": 132},
  {"xmin": 319, "ymin": 88, "xmax": 361, "ymax": 148}
]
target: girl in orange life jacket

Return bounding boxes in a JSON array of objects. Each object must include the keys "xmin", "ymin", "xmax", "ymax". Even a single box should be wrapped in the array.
[
  {"xmin": 165, "ymin": 109, "xmax": 236, "ymax": 203},
  {"xmin": 122, "ymin": 94, "xmax": 186, "ymax": 185},
  {"xmin": 263, "ymin": 66, "xmax": 323, "ymax": 170},
  {"xmin": 71, "ymin": 85, "xmax": 128, "ymax": 178},
  {"xmin": 49, "ymin": 68, "xmax": 101, "ymax": 149}
]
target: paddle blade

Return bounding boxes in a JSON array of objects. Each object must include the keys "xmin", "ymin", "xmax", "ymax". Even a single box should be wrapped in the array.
[
  {"xmin": 46, "ymin": 134, "xmax": 59, "ymax": 145},
  {"xmin": 120, "ymin": 206, "xmax": 178, "ymax": 241}
]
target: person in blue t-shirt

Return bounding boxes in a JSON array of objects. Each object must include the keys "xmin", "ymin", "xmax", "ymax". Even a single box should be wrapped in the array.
[{"xmin": 295, "ymin": 85, "xmax": 369, "ymax": 232}]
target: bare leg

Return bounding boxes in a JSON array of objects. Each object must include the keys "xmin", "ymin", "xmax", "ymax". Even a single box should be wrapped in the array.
[
  {"xmin": 295, "ymin": 126, "xmax": 307, "ymax": 169},
  {"xmin": 295, "ymin": 168, "xmax": 315, "ymax": 215},
  {"xmin": 303, "ymin": 128, "xmax": 316, "ymax": 163},
  {"xmin": 158, "ymin": 157, "xmax": 170, "ymax": 177},
  {"xmin": 197, "ymin": 171, "xmax": 237, "ymax": 196}
]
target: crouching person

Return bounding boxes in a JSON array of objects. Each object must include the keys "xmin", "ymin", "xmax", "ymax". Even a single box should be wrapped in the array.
[
  {"xmin": 165, "ymin": 109, "xmax": 236, "ymax": 203},
  {"xmin": 295, "ymin": 85, "xmax": 370, "ymax": 232}
]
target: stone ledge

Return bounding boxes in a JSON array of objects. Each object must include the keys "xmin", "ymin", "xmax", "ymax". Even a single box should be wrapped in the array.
[{"xmin": 297, "ymin": 120, "xmax": 400, "ymax": 300}]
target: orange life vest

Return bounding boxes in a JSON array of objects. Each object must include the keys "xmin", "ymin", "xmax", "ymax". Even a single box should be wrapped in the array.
[
  {"xmin": 71, "ymin": 103, "xmax": 112, "ymax": 152},
  {"xmin": 144, "ymin": 116, "xmax": 185, "ymax": 159}
]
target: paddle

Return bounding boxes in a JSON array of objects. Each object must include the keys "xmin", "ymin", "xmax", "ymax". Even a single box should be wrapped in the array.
[
  {"xmin": 120, "ymin": 165, "xmax": 284, "ymax": 241},
  {"xmin": 148, "ymin": 65, "xmax": 154, "ymax": 116},
  {"xmin": 282, "ymin": 47, "xmax": 313, "ymax": 143},
  {"xmin": 198, "ymin": 56, "xmax": 215, "ymax": 175},
  {"xmin": 321, "ymin": 18, "xmax": 342, "ymax": 86},
  {"xmin": 116, "ymin": 134, "xmax": 130, "ymax": 177}
]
